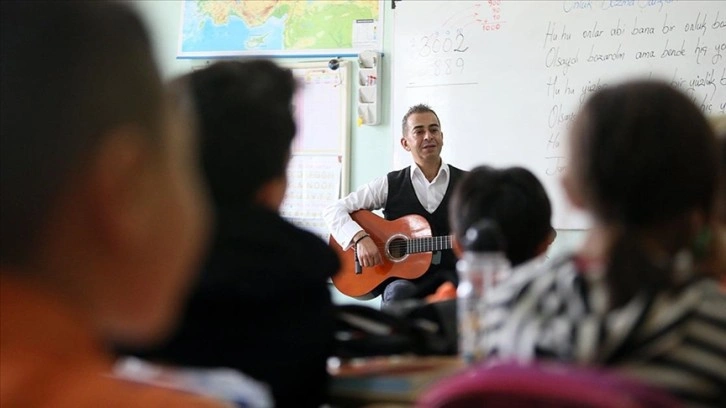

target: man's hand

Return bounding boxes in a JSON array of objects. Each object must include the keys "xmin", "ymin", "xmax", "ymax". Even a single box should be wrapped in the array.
[{"xmin": 353, "ymin": 231, "xmax": 383, "ymax": 267}]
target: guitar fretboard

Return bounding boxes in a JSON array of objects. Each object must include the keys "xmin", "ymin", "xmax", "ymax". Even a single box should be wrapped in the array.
[{"xmin": 406, "ymin": 235, "xmax": 453, "ymax": 254}]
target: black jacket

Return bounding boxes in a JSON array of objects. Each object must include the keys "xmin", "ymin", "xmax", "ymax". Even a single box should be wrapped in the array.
[{"xmin": 125, "ymin": 206, "xmax": 339, "ymax": 408}]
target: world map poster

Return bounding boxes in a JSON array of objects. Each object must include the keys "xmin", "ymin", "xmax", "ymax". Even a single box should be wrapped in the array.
[{"xmin": 178, "ymin": 0, "xmax": 383, "ymax": 57}]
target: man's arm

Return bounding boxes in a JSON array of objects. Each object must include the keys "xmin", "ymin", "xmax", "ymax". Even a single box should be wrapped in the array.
[{"xmin": 322, "ymin": 175, "xmax": 388, "ymax": 249}]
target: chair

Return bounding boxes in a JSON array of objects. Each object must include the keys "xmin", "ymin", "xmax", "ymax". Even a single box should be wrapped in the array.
[{"xmin": 416, "ymin": 361, "xmax": 683, "ymax": 408}]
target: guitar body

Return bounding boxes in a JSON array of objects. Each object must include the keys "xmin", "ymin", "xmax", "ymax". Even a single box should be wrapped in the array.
[{"xmin": 330, "ymin": 210, "xmax": 436, "ymax": 299}]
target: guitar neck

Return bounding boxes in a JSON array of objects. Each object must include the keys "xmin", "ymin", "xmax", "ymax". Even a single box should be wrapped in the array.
[{"xmin": 407, "ymin": 235, "xmax": 453, "ymax": 254}]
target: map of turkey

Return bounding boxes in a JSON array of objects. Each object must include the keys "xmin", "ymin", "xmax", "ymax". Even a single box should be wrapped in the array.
[{"xmin": 179, "ymin": 0, "xmax": 381, "ymax": 57}]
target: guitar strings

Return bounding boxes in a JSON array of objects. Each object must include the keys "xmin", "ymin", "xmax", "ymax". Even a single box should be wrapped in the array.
[{"xmin": 353, "ymin": 240, "xmax": 451, "ymax": 251}]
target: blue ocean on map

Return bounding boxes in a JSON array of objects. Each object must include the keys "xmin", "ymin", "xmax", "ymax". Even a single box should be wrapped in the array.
[{"xmin": 181, "ymin": 3, "xmax": 287, "ymax": 53}]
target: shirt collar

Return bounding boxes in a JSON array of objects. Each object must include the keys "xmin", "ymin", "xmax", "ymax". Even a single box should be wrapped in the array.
[{"xmin": 410, "ymin": 160, "xmax": 449, "ymax": 183}]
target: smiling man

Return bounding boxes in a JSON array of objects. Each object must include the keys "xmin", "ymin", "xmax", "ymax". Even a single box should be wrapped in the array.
[{"xmin": 324, "ymin": 104, "xmax": 467, "ymax": 305}]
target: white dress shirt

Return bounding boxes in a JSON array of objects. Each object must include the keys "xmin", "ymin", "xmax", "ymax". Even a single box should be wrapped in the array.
[{"xmin": 323, "ymin": 161, "xmax": 451, "ymax": 249}]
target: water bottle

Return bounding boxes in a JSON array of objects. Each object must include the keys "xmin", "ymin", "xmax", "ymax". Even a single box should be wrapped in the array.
[{"xmin": 456, "ymin": 219, "xmax": 510, "ymax": 365}]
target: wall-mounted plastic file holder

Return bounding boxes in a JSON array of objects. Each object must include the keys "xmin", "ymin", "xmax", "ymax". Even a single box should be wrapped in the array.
[
  {"xmin": 357, "ymin": 50, "xmax": 381, "ymax": 125},
  {"xmin": 359, "ymin": 86, "xmax": 376, "ymax": 103},
  {"xmin": 357, "ymin": 105, "xmax": 377, "ymax": 127}
]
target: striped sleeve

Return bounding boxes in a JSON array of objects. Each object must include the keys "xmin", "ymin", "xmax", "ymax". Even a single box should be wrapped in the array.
[
  {"xmin": 485, "ymin": 263, "xmax": 726, "ymax": 407},
  {"xmin": 484, "ymin": 255, "xmax": 596, "ymax": 362},
  {"xmin": 613, "ymin": 282, "xmax": 726, "ymax": 407}
]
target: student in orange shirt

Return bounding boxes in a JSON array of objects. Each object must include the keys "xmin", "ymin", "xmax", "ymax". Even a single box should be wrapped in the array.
[{"xmin": 0, "ymin": 2, "xmax": 226, "ymax": 407}]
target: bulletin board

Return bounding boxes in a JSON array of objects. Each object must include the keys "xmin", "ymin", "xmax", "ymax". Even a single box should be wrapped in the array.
[
  {"xmin": 392, "ymin": 0, "xmax": 726, "ymax": 230},
  {"xmin": 280, "ymin": 61, "xmax": 351, "ymax": 240}
]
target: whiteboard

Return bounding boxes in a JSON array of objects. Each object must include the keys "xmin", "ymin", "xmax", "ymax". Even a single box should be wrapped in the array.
[
  {"xmin": 280, "ymin": 61, "xmax": 351, "ymax": 240},
  {"xmin": 392, "ymin": 0, "xmax": 726, "ymax": 229}
]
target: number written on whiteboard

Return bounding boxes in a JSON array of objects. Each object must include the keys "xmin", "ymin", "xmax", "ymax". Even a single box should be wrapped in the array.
[
  {"xmin": 408, "ymin": 29, "xmax": 469, "ymax": 81},
  {"xmin": 412, "ymin": 28, "xmax": 469, "ymax": 58}
]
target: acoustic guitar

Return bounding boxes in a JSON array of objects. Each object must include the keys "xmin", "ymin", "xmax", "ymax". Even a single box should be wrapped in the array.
[{"xmin": 329, "ymin": 210, "xmax": 453, "ymax": 299}]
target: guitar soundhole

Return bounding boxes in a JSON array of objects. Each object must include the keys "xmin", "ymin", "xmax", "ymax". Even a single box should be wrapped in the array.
[{"xmin": 387, "ymin": 237, "xmax": 408, "ymax": 260}]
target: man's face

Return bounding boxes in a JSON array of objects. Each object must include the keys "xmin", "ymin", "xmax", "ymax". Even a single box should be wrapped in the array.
[{"xmin": 401, "ymin": 111, "xmax": 443, "ymax": 164}]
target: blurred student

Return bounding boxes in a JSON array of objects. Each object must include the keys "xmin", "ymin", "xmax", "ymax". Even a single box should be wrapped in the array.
[
  {"xmin": 449, "ymin": 165, "xmax": 555, "ymax": 267},
  {"xmin": 122, "ymin": 60, "xmax": 340, "ymax": 408},
  {"xmin": 711, "ymin": 118, "xmax": 726, "ymax": 287},
  {"xmin": 720, "ymin": 137, "xmax": 726, "ymax": 289},
  {"xmin": 424, "ymin": 165, "xmax": 556, "ymax": 303},
  {"xmin": 0, "ymin": 2, "xmax": 224, "ymax": 407},
  {"xmin": 484, "ymin": 80, "xmax": 726, "ymax": 407},
  {"xmin": 719, "ymin": 136, "xmax": 726, "ymax": 289}
]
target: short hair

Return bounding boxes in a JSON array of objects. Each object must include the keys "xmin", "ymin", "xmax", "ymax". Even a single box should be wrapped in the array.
[
  {"xmin": 181, "ymin": 60, "xmax": 297, "ymax": 210},
  {"xmin": 449, "ymin": 166, "xmax": 553, "ymax": 266},
  {"xmin": 401, "ymin": 104, "xmax": 441, "ymax": 135},
  {"xmin": 1, "ymin": 1, "xmax": 164, "ymax": 263},
  {"xmin": 571, "ymin": 80, "xmax": 718, "ymax": 306}
]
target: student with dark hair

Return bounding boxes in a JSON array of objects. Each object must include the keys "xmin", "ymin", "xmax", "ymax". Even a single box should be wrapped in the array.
[
  {"xmin": 398, "ymin": 165, "xmax": 555, "ymax": 349},
  {"xmin": 709, "ymin": 115, "xmax": 726, "ymax": 231},
  {"xmin": 711, "ymin": 122, "xmax": 726, "ymax": 287},
  {"xmin": 0, "ymin": 1, "xmax": 223, "ymax": 406},
  {"xmin": 720, "ymin": 134, "xmax": 726, "ymax": 224},
  {"xmin": 484, "ymin": 80, "xmax": 726, "ymax": 407},
  {"xmin": 324, "ymin": 104, "xmax": 467, "ymax": 304},
  {"xmin": 449, "ymin": 165, "xmax": 555, "ymax": 267},
  {"xmin": 718, "ymin": 132, "xmax": 726, "ymax": 225},
  {"xmin": 123, "ymin": 60, "xmax": 340, "ymax": 408}
]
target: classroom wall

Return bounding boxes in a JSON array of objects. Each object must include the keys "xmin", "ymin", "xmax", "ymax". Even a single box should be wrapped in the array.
[
  {"xmin": 132, "ymin": 1, "xmax": 586, "ymax": 305},
  {"xmin": 132, "ymin": 0, "xmax": 394, "ymax": 191}
]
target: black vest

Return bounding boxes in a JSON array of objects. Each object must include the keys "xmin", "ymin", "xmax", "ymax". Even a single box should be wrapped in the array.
[{"xmin": 383, "ymin": 165, "xmax": 466, "ymax": 293}]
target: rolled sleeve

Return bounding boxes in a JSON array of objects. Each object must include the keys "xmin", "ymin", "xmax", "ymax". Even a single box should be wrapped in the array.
[{"xmin": 322, "ymin": 176, "xmax": 388, "ymax": 249}]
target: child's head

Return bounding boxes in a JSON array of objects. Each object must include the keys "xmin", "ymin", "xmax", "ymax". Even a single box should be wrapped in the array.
[
  {"xmin": 564, "ymin": 80, "xmax": 719, "ymax": 305},
  {"xmin": 1, "ymin": 1, "xmax": 210, "ymax": 346},
  {"xmin": 564, "ymin": 80, "xmax": 718, "ymax": 229},
  {"xmin": 720, "ymin": 135, "xmax": 726, "ymax": 224},
  {"xmin": 449, "ymin": 166, "xmax": 554, "ymax": 266},
  {"xmin": 708, "ymin": 117, "xmax": 726, "ymax": 283},
  {"xmin": 179, "ymin": 60, "xmax": 297, "ymax": 212},
  {"xmin": 709, "ymin": 115, "xmax": 726, "ymax": 224}
]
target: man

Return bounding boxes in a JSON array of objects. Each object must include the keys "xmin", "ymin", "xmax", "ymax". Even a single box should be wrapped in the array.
[
  {"xmin": 324, "ymin": 104, "xmax": 466, "ymax": 304},
  {"xmin": 0, "ymin": 1, "xmax": 224, "ymax": 406}
]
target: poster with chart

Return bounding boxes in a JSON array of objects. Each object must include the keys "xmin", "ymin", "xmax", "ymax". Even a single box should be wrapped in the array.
[
  {"xmin": 392, "ymin": 0, "xmax": 726, "ymax": 229},
  {"xmin": 280, "ymin": 155, "xmax": 342, "ymax": 241},
  {"xmin": 291, "ymin": 66, "xmax": 347, "ymax": 155},
  {"xmin": 279, "ymin": 62, "xmax": 350, "ymax": 240}
]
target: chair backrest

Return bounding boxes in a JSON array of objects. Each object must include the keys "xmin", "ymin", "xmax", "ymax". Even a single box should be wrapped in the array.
[{"xmin": 416, "ymin": 361, "xmax": 683, "ymax": 408}]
